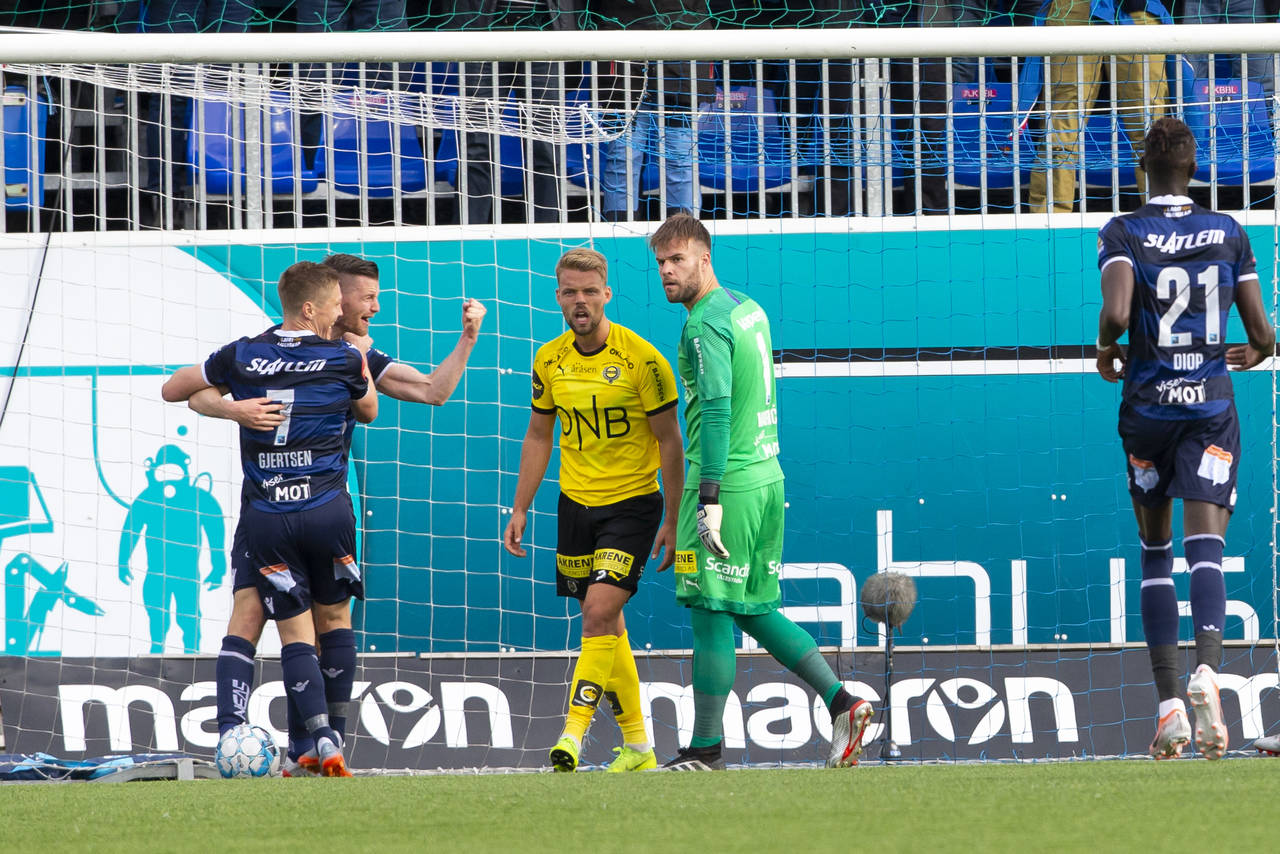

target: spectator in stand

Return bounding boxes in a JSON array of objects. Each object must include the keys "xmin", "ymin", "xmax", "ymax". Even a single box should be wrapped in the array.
[
  {"xmin": 1181, "ymin": 0, "xmax": 1276, "ymax": 98},
  {"xmin": 108, "ymin": 1, "xmax": 257, "ymax": 226},
  {"xmin": 296, "ymin": 1, "xmax": 410, "ymax": 177},
  {"xmin": 875, "ymin": 0, "xmax": 951, "ymax": 214},
  {"xmin": 594, "ymin": 0, "xmax": 715, "ymax": 222},
  {"xmin": 450, "ymin": 0, "xmax": 585, "ymax": 225},
  {"xmin": 1027, "ymin": 0, "xmax": 1170, "ymax": 213},
  {"xmin": 949, "ymin": 0, "xmax": 1043, "ymax": 84}
]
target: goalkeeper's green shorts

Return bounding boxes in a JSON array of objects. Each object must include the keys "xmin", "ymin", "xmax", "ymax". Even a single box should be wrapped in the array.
[{"xmin": 674, "ymin": 479, "xmax": 785, "ymax": 615}]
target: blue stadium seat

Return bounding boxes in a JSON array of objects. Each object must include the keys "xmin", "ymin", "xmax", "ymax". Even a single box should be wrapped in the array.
[
  {"xmin": 433, "ymin": 128, "xmax": 526, "ymax": 197},
  {"xmin": 3, "ymin": 85, "xmax": 48, "ymax": 210},
  {"xmin": 696, "ymin": 86, "xmax": 791, "ymax": 192},
  {"xmin": 947, "ymin": 82, "xmax": 1034, "ymax": 189},
  {"xmin": 430, "ymin": 63, "xmax": 526, "ymax": 196},
  {"xmin": 1184, "ymin": 79, "xmax": 1276, "ymax": 185},
  {"xmin": 320, "ymin": 91, "xmax": 427, "ymax": 197},
  {"xmin": 188, "ymin": 93, "xmax": 318, "ymax": 196}
]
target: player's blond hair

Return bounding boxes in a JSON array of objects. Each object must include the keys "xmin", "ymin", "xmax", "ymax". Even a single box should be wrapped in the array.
[
  {"xmin": 277, "ymin": 261, "xmax": 340, "ymax": 316},
  {"xmin": 555, "ymin": 247, "xmax": 608, "ymax": 285}
]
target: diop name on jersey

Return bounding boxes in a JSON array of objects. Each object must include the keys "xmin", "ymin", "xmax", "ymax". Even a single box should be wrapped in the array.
[
  {"xmin": 1142, "ymin": 229, "xmax": 1226, "ymax": 255},
  {"xmin": 1172, "ymin": 353, "xmax": 1205, "ymax": 371},
  {"xmin": 246, "ymin": 357, "xmax": 328, "ymax": 376}
]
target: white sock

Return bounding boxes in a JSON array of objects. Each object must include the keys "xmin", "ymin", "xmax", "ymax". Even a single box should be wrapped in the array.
[
  {"xmin": 625, "ymin": 741, "xmax": 651, "ymax": 753},
  {"xmin": 1158, "ymin": 698, "xmax": 1186, "ymax": 719}
]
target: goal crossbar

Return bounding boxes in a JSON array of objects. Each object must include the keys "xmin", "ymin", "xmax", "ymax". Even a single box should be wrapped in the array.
[{"xmin": 2, "ymin": 24, "xmax": 1280, "ymax": 63}]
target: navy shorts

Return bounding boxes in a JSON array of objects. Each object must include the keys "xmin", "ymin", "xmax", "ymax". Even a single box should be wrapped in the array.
[
  {"xmin": 231, "ymin": 520, "xmax": 253, "ymax": 592},
  {"xmin": 243, "ymin": 493, "xmax": 363, "ymax": 621},
  {"xmin": 1118, "ymin": 403, "xmax": 1240, "ymax": 510},
  {"xmin": 555, "ymin": 491, "xmax": 663, "ymax": 600}
]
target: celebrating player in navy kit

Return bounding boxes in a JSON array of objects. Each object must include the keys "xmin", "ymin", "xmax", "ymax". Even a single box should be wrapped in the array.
[
  {"xmin": 163, "ymin": 261, "xmax": 378, "ymax": 776},
  {"xmin": 1096, "ymin": 118, "xmax": 1275, "ymax": 761},
  {"xmin": 173, "ymin": 254, "xmax": 486, "ymax": 775}
]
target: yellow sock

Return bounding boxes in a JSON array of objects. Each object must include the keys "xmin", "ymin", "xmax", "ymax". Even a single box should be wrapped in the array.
[
  {"xmin": 605, "ymin": 631, "xmax": 649, "ymax": 748},
  {"xmin": 562, "ymin": 634, "xmax": 618, "ymax": 742}
]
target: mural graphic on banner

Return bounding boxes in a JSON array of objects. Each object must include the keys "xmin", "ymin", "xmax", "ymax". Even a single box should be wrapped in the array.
[
  {"xmin": 116, "ymin": 440, "xmax": 226, "ymax": 654},
  {"xmin": 0, "ymin": 241, "xmax": 278, "ymax": 657},
  {"xmin": 1, "ymin": 465, "xmax": 103, "ymax": 654}
]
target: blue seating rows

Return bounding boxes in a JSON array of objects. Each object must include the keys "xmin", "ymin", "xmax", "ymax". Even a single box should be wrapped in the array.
[
  {"xmin": 4, "ymin": 69, "xmax": 1266, "ymax": 208},
  {"xmin": 941, "ymin": 56, "xmax": 1274, "ymax": 190},
  {"xmin": 3, "ymin": 85, "xmax": 48, "ymax": 210},
  {"xmin": 183, "ymin": 68, "xmax": 811, "ymax": 199}
]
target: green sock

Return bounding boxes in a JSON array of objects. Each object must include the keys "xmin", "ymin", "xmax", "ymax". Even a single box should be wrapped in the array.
[
  {"xmin": 690, "ymin": 607, "xmax": 737, "ymax": 748},
  {"xmin": 735, "ymin": 610, "xmax": 842, "ymax": 706}
]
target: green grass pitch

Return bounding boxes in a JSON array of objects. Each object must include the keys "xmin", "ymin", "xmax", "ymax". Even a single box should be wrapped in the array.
[{"xmin": 2, "ymin": 760, "xmax": 1273, "ymax": 852}]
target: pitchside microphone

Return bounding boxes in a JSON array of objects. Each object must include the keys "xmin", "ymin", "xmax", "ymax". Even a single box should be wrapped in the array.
[{"xmin": 860, "ymin": 572, "xmax": 917, "ymax": 761}]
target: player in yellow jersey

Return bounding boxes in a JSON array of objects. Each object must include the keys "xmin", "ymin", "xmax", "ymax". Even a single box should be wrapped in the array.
[{"xmin": 504, "ymin": 247, "xmax": 685, "ymax": 772}]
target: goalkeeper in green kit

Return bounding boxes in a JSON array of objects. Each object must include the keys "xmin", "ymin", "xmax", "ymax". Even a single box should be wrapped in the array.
[{"xmin": 650, "ymin": 214, "xmax": 872, "ymax": 771}]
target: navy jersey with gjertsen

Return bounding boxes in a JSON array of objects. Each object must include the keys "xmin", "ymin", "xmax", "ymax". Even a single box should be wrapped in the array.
[
  {"xmin": 1098, "ymin": 199, "xmax": 1258, "ymax": 420},
  {"xmin": 202, "ymin": 326, "xmax": 370, "ymax": 513}
]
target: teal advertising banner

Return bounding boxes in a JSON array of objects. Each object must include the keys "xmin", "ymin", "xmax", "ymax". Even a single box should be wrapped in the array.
[{"xmin": 1, "ymin": 225, "xmax": 1274, "ymax": 658}]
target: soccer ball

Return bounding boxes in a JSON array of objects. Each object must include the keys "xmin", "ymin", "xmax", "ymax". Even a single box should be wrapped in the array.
[{"xmin": 215, "ymin": 724, "xmax": 281, "ymax": 779}]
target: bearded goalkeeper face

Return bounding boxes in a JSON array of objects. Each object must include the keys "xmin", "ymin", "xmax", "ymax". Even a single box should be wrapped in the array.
[{"xmin": 655, "ymin": 237, "xmax": 713, "ymax": 308}]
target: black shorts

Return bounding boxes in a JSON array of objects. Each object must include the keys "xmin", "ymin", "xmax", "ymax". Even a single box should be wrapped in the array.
[
  {"xmin": 555, "ymin": 491, "xmax": 663, "ymax": 600},
  {"xmin": 243, "ymin": 493, "xmax": 364, "ymax": 621},
  {"xmin": 1119, "ymin": 403, "xmax": 1240, "ymax": 510}
]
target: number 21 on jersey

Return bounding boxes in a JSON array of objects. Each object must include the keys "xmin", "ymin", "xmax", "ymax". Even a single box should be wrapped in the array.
[{"xmin": 1156, "ymin": 264, "xmax": 1220, "ymax": 348}]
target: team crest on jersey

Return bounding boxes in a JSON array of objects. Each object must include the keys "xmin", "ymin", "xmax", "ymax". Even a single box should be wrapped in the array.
[
  {"xmin": 1128, "ymin": 455, "xmax": 1159, "ymax": 492},
  {"xmin": 1197, "ymin": 445, "xmax": 1233, "ymax": 486},
  {"xmin": 602, "ymin": 364, "xmax": 621, "ymax": 384}
]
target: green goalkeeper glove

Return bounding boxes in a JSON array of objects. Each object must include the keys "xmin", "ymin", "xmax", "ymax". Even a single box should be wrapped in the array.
[{"xmin": 696, "ymin": 482, "xmax": 729, "ymax": 559}]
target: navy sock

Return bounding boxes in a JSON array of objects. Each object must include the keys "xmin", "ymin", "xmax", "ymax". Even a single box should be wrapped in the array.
[
  {"xmin": 216, "ymin": 635, "xmax": 256, "ymax": 735},
  {"xmin": 1185, "ymin": 533, "xmax": 1226, "ymax": 670},
  {"xmin": 1139, "ymin": 539, "xmax": 1178, "ymax": 646},
  {"xmin": 318, "ymin": 628, "xmax": 357, "ymax": 743},
  {"xmin": 286, "ymin": 692, "xmax": 314, "ymax": 760},
  {"xmin": 1139, "ymin": 539, "xmax": 1179, "ymax": 701},
  {"xmin": 280, "ymin": 642, "xmax": 339, "ymax": 746}
]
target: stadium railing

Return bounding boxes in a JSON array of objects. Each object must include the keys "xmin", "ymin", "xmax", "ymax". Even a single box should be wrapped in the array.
[{"xmin": 0, "ymin": 27, "xmax": 1279, "ymax": 228}]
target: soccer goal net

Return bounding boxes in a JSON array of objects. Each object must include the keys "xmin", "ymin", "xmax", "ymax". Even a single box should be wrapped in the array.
[{"xmin": 0, "ymin": 24, "xmax": 1278, "ymax": 771}]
